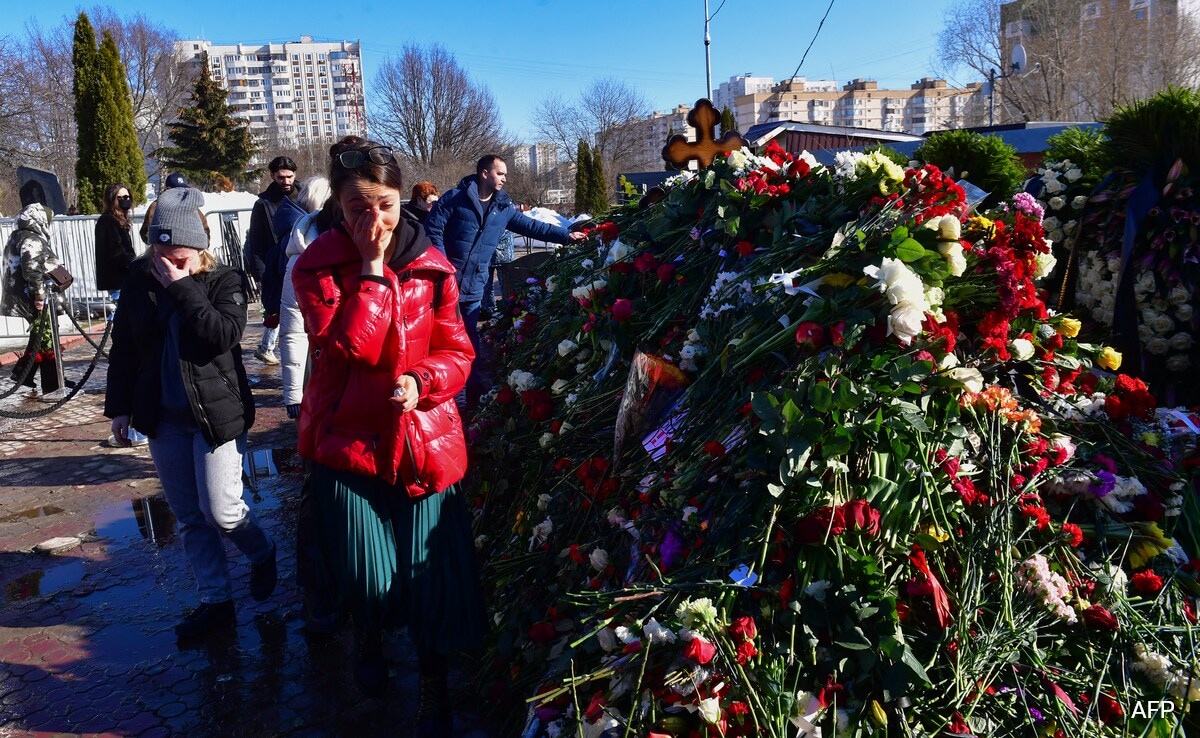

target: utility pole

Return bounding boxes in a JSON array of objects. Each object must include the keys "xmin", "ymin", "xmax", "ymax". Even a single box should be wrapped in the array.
[{"xmin": 704, "ymin": 0, "xmax": 713, "ymax": 100}]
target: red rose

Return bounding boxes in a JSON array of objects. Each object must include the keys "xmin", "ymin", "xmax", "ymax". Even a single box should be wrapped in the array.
[
  {"xmin": 611, "ymin": 298, "xmax": 634, "ymax": 322},
  {"xmin": 793, "ymin": 321, "xmax": 828, "ymax": 349},
  {"xmin": 1081, "ymin": 604, "xmax": 1119, "ymax": 631},
  {"xmin": 1131, "ymin": 570, "xmax": 1164, "ymax": 595},
  {"xmin": 521, "ymin": 389, "xmax": 554, "ymax": 422},
  {"xmin": 703, "ymin": 440, "xmax": 726, "ymax": 457},
  {"xmin": 842, "ymin": 499, "xmax": 881, "ymax": 537},
  {"xmin": 729, "ymin": 616, "xmax": 757, "ymax": 642},
  {"xmin": 633, "ymin": 251, "xmax": 659, "ymax": 273},
  {"xmin": 796, "ymin": 505, "xmax": 846, "ymax": 542},
  {"xmin": 735, "ymin": 240, "xmax": 755, "ymax": 257},
  {"xmin": 683, "ymin": 635, "xmax": 717, "ymax": 664},
  {"xmin": 609, "ymin": 261, "xmax": 636, "ymax": 275},
  {"xmin": 496, "ymin": 385, "xmax": 516, "ymax": 405},
  {"xmin": 528, "ymin": 621, "xmax": 556, "ymax": 644},
  {"xmin": 829, "ymin": 321, "xmax": 846, "ymax": 346},
  {"xmin": 656, "ymin": 263, "xmax": 676, "ymax": 283},
  {"xmin": 583, "ymin": 691, "xmax": 607, "ymax": 722}
]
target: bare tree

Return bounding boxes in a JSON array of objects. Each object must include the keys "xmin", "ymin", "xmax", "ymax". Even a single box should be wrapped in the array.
[
  {"xmin": 938, "ymin": 0, "xmax": 1200, "ymax": 124},
  {"xmin": 370, "ymin": 43, "xmax": 506, "ymax": 179},
  {"xmin": 532, "ymin": 79, "xmax": 651, "ymax": 186},
  {"xmin": 505, "ymin": 161, "xmax": 560, "ymax": 208}
]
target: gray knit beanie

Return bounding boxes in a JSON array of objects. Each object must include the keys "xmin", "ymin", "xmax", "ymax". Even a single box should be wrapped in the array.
[{"xmin": 148, "ymin": 187, "xmax": 208, "ymax": 249}]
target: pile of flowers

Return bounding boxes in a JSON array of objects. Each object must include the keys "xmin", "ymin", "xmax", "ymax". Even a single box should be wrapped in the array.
[{"xmin": 467, "ymin": 142, "xmax": 1200, "ymax": 737}]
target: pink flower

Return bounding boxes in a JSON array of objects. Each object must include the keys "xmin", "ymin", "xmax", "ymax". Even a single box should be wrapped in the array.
[{"xmin": 611, "ymin": 298, "xmax": 634, "ymax": 322}]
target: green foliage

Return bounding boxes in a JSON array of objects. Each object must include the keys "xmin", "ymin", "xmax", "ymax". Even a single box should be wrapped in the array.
[
  {"xmin": 720, "ymin": 105, "xmax": 737, "ymax": 134},
  {"xmin": 1044, "ymin": 126, "xmax": 1108, "ymax": 184},
  {"xmin": 574, "ymin": 139, "xmax": 595, "ymax": 215},
  {"xmin": 159, "ymin": 54, "xmax": 259, "ymax": 188},
  {"xmin": 914, "ymin": 129, "xmax": 1027, "ymax": 208},
  {"xmin": 97, "ymin": 33, "xmax": 147, "ymax": 207},
  {"xmin": 1104, "ymin": 87, "xmax": 1200, "ymax": 176},
  {"xmin": 72, "ymin": 12, "xmax": 100, "ymax": 213},
  {"xmin": 587, "ymin": 150, "xmax": 608, "ymax": 216}
]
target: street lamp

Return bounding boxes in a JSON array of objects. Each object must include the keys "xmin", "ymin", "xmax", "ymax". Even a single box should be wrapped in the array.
[{"xmin": 988, "ymin": 43, "xmax": 1027, "ymax": 127}]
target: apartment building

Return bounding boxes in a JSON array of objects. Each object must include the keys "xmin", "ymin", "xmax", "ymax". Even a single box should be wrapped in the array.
[
  {"xmin": 713, "ymin": 74, "xmax": 779, "ymax": 117},
  {"xmin": 612, "ymin": 104, "xmax": 698, "ymax": 171},
  {"xmin": 735, "ymin": 76, "xmax": 983, "ymax": 135},
  {"xmin": 175, "ymin": 36, "xmax": 367, "ymax": 147}
]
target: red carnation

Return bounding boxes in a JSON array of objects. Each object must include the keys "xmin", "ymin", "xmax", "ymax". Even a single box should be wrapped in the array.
[
  {"xmin": 735, "ymin": 640, "xmax": 757, "ymax": 664},
  {"xmin": 528, "ymin": 621, "xmax": 557, "ymax": 644},
  {"xmin": 1061, "ymin": 522, "xmax": 1083, "ymax": 547},
  {"xmin": 656, "ymin": 263, "xmax": 676, "ymax": 283},
  {"xmin": 1131, "ymin": 570, "xmax": 1164, "ymax": 596},
  {"xmin": 596, "ymin": 222, "xmax": 619, "ymax": 242},
  {"xmin": 633, "ymin": 251, "xmax": 659, "ymax": 273},
  {"xmin": 735, "ymin": 240, "xmax": 755, "ymax": 257}
]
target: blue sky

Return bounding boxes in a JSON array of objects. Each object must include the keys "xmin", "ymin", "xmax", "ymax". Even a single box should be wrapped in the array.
[{"xmin": 0, "ymin": 0, "xmax": 968, "ymax": 140}]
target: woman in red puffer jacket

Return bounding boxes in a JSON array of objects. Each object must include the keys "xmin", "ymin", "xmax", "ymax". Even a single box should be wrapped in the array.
[{"xmin": 292, "ymin": 136, "xmax": 480, "ymax": 732}]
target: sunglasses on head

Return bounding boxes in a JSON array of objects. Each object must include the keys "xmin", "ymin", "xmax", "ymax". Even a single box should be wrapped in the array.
[{"xmin": 336, "ymin": 146, "xmax": 395, "ymax": 169}]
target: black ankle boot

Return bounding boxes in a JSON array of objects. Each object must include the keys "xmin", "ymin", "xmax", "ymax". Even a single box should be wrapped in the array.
[
  {"xmin": 353, "ymin": 630, "xmax": 388, "ymax": 698},
  {"xmin": 416, "ymin": 653, "xmax": 452, "ymax": 736}
]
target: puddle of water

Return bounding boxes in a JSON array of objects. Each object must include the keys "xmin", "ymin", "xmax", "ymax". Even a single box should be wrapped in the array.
[
  {"xmin": 4, "ymin": 561, "xmax": 85, "ymax": 601},
  {"xmin": 0, "ymin": 505, "xmax": 65, "ymax": 523},
  {"xmin": 93, "ymin": 495, "xmax": 176, "ymax": 547}
]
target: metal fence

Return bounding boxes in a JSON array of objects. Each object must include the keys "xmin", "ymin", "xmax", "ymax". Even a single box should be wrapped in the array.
[{"xmin": 0, "ymin": 209, "xmax": 253, "ymax": 339}]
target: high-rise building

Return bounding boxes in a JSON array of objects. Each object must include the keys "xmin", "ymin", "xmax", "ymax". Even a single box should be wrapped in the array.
[
  {"xmin": 713, "ymin": 74, "xmax": 778, "ymax": 117},
  {"xmin": 174, "ymin": 36, "xmax": 366, "ymax": 148}
]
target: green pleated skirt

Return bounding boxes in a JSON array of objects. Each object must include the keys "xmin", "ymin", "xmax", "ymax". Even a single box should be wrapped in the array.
[{"xmin": 307, "ymin": 463, "xmax": 485, "ymax": 653}]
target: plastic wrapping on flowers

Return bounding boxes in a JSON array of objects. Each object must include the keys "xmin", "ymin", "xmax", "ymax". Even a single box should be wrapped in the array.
[{"xmin": 466, "ymin": 141, "xmax": 1200, "ymax": 737}]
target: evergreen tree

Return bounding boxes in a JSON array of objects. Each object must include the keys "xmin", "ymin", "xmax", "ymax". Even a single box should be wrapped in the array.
[
  {"xmin": 97, "ymin": 33, "xmax": 147, "ymax": 207},
  {"xmin": 720, "ymin": 106, "xmax": 737, "ymax": 135},
  {"xmin": 574, "ymin": 140, "xmax": 595, "ymax": 215},
  {"xmin": 588, "ymin": 150, "xmax": 608, "ymax": 215},
  {"xmin": 72, "ymin": 12, "xmax": 100, "ymax": 213},
  {"xmin": 159, "ymin": 53, "xmax": 259, "ymax": 188}
]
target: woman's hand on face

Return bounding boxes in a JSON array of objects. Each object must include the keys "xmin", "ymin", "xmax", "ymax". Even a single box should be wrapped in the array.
[
  {"xmin": 389, "ymin": 374, "xmax": 420, "ymax": 412},
  {"xmin": 151, "ymin": 251, "xmax": 191, "ymax": 287},
  {"xmin": 352, "ymin": 208, "xmax": 392, "ymax": 271}
]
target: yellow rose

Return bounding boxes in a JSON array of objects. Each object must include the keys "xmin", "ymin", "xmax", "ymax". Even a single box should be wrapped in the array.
[
  {"xmin": 1097, "ymin": 346, "xmax": 1123, "ymax": 371},
  {"xmin": 1056, "ymin": 317, "xmax": 1082, "ymax": 339}
]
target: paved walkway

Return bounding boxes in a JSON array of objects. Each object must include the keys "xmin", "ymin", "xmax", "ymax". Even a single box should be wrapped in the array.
[{"xmin": 0, "ymin": 311, "xmax": 491, "ymax": 738}]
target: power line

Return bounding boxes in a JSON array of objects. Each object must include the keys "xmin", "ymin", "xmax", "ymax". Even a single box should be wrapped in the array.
[{"xmin": 790, "ymin": 0, "xmax": 837, "ymax": 80}]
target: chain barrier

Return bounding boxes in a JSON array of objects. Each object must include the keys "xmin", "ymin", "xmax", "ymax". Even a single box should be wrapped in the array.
[{"xmin": 0, "ymin": 288, "xmax": 112, "ymax": 420}]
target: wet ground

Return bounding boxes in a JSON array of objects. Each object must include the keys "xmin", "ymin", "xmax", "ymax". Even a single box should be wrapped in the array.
[{"xmin": 0, "ymin": 316, "xmax": 493, "ymax": 737}]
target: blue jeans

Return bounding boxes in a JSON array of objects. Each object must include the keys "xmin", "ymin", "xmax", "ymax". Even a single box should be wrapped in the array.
[
  {"xmin": 459, "ymin": 301, "xmax": 484, "ymax": 411},
  {"xmin": 258, "ymin": 324, "xmax": 279, "ymax": 353},
  {"xmin": 149, "ymin": 423, "xmax": 273, "ymax": 603}
]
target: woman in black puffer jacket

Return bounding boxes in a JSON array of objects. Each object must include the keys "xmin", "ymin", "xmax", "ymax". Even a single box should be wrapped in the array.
[{"xmin": 104, "ymin": 186, "xmax": 277, "ymax": 642}]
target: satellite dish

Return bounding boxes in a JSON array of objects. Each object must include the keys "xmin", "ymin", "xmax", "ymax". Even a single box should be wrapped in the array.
[{"xmin": 1011, "ymin": 43, "xmax": 1027, "ymax": 73}]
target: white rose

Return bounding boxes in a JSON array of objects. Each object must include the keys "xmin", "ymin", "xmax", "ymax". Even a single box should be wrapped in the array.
[
  {"xmin": 1106, "ymin": 256, "xmax": 1123, "ymax": 274},
  {"xmin": 545, "ymin": 276, "xmax": 557, "ymax": 293},
  {"xmin": 697, "ymin": 697, "xmax": 722, "ymax": 725},
  {"xmin": 935, "ymin": 214, "xmax": 961, "ymax": 241},
  {"xmin": 589, "ymin": 548, "xmax": 609, "ymax": 572},
  {"xmin": 1072, "ymin": 195, "xmax": 1087, "ymax": 209},
  {"xmin": 539, "ymin": 432, "xmax": 555, "ymax": 448},
  {"xmin": 1168, "ymin": 286, "xmax": 1191, "ymax": 305},
  {"xmin": 1049, "ymin": 196, "xmax": 1065, "ymax": 210},
  {"xmin": 937, "ymin": 241, "xmax": 967, "ymax": 276},
  {"xmin": 1042, "ymin": 216, "xmax": 1060, "ymax": 231},
  {"xmin": 1170, "ymin": 332, "xmax": 1194, "ymax": 351},
  {"xmin": 1167, "ymin": 354, "xmax": 1192, "ymax": 372},
  {"xmin": 1150, "ymin": 314, "xmax": 1175, "ymax": 334},
  {"xmin": 1010, "ymin": 338, "xmax": 1035, "ymax": 360},
  {"xmin": 949, "ymin": 367, "xmax": 985, "ymax": 393},
  {"xmin": 1147, "ymin": 337, "xmax": 1170, "ymax": 355},
  {"xmin": 1176, "ymin": 304, "xmax": 1194, "ymax": 322},
  {"xmin": 551, "ymin": 378, "xmax": 569, "ymax": 395},
  {"xmin": 558, "ymin": 339, "xmax": 578, "ymax": 357},
  {"xmin": 537, "ymin": 493, "xmax": 552, "ymax": 510},
  {"xmin": 726, "ymin": 148, "xmax": 749, "ymax": 171},
  {"xmin": 1045, "ymin": 178, "xmax": 1065, "ymax": 194},
  {"xmin": 1065, "ymin": 167, "xmax": 1083, "ymax": 182},
  {"xmin": 889, "ymin": 302, "xmax": 926, "ymax": 344},
  {"xmin": 1033, "ymin": 250, "xmax": 1057, "ymax": 280},
  {"xmin": 1064, "ymin": 219, "xmax": 1077, "ymax": 234},
  {"xmin": 1049, "ymin": 229, "xmax": 1065, "ymax": 243}
]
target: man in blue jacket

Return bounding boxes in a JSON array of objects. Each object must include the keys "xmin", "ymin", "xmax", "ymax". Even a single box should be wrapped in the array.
[{"xmin": 426, "ymin": 154, "xmax": 585, "ymax": 410}]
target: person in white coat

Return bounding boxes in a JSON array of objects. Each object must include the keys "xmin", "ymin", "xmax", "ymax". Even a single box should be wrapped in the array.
[{"xmin": 278, "ymin": 177, "xmax": 334, "ymax": 419}]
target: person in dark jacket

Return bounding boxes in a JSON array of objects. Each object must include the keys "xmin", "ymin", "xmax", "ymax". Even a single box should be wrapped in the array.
[
  {"xmin": 246, "ymin": 156, "xmax": 302, "ymax": 366},
  {"xmin": 104, "ymin": 186, "xmax": 277, "ymax": 641},
  {"xmin": 95, "ymin": 183, "xmax": 148, "ymax": 445},
  {"xmin": 94, "ymin": 183, "xmax": 136, "ymax": 296},
  {"xmin": 424, "ymin": 154, "xmax": 585, "ymax": 409},
  {"xmin": 293, "ymin": 136, "xmax": 480, "ymax": 727},
  {"xmin": 401, "ymin": 180, "xmax": 438, "ymax": 223}
]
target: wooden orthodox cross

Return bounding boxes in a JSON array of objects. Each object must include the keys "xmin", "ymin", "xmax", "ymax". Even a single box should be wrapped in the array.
[{"xmin": 661, "ymin": 99, "xmax": 747, "ymax": 169}]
